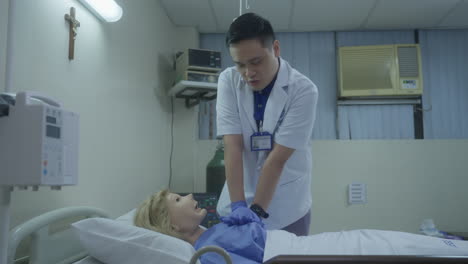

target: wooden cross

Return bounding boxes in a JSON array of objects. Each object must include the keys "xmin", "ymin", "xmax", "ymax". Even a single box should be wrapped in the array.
[{"xmin": 64, "ymin": 7, "xmax": 80, "ymax": 60}]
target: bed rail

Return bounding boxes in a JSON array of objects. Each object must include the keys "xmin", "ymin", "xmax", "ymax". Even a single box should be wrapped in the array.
[
  {"xmin": 8, "ymin": 206, "xmax": 109, "ymax": 264},
  {"xmin": 263, "ymin": 255, "xmax": 468, "ymax": 264},
  {"xmin": 189, "ymin": 245, "xmax": 232, "ymax": 264}
]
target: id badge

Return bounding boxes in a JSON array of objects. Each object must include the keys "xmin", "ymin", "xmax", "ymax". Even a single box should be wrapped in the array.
[{"xmin": 250, "ymin": 132, "xmax": 273, "ymax": 151}]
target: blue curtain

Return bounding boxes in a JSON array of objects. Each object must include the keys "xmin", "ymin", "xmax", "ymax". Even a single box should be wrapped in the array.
[
  {"xmin": 419, "ymin": 30, "xmax": 468, "ymax": 139},
  {"xmin": 199, "ymin": 29, "xmax": 468, "ymax": 140}
]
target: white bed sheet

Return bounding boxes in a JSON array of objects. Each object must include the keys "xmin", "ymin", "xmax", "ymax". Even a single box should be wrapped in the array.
[
  {"xmin": 73, "ymin": 256, "xmax": 103, "ymax": 264},
  {"xmin": 264, "ymin": 229, "xmax": 468, "ymax": 262}
]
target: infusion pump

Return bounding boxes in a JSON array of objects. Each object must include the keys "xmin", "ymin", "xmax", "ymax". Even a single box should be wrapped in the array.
[{"xmin": 0, "ymin": 92, "xmax": 79, "ymax": 188}]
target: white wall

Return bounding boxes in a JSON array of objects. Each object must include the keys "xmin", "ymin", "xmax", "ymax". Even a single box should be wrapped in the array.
[
  {"xmin": 171, "ymin": 100, "xmax": 201, "ymax": 193},
  {"xmin": 195, "ymin": 139, "xmax": 468, "ymax": 234},
  {"xmin": 5, "ymin": 0, "xmax": 198, "ymax": 228}
]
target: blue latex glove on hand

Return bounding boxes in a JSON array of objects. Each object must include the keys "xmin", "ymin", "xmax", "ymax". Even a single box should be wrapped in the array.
[
  {"xmin": 220, "ymin": 201, "xmax": 264, "ymax": 227},
  {"xmin": 231, "ymin": 200, "xmax": 248, "ymax": 211}
]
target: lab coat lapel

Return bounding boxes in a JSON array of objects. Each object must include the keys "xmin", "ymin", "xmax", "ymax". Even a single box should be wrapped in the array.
[
  {"xmin": 263, "ymin": 58, "xmax": 289, "ymax": 135},
  {"xmin": 239, "ymin": 80, "xmax": 258, "ymax": 133}
]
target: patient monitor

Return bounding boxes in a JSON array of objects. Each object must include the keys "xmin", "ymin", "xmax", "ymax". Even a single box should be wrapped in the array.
[{"xmin": 0, "ymin": 91, "xmax": 79, "ymax": 187}]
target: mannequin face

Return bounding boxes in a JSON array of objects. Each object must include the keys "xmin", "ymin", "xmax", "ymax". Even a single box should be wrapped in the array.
[{"xmin": 166, "ymin": 193, "xmax": 207, "ymax": 233}]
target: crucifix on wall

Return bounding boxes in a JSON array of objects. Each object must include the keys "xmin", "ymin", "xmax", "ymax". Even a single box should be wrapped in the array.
[{"xmin": 64, "ymin": 7, "xmax": 80, "ymax": 60}]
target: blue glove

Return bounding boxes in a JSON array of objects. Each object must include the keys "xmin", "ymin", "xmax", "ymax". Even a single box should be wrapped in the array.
[
  {"xmin": 231, "ymin": 200, "xmax": 248, "ymax": 211},
  {"xmin": 220, "ymin": 201, "xmax": 264, "ymax": 227}
]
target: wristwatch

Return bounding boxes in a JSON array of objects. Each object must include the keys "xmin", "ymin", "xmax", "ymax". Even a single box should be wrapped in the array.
[{"xmin": 250, "ymin": 204, "xmax": 269, "ymax": 219}]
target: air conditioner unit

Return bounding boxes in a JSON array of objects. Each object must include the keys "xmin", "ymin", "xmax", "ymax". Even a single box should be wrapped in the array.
[{"xmin": 338, "ymin": 44, "xmax": 423, "ymax": 98}]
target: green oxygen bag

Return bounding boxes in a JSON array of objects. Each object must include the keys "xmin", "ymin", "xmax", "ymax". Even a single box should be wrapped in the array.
[{"xmin": 206, "ymin": 140, "xmax": 225, "ymax": 198}]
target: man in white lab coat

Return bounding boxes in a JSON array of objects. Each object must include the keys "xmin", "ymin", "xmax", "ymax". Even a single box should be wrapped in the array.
[{"xmin": 216, "ymin": 12, "xmax": 319, "ymax": 236}]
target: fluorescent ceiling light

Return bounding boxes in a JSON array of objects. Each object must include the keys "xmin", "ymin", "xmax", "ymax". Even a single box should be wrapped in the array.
[{"xmin": 78, "ymin": 0, "xmax": 123, "ymax": 22}]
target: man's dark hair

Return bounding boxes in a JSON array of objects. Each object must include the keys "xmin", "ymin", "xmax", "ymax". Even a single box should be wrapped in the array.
[{"xmin": 225, "ymin": 13, "xmax": 276, "ymax": 48}]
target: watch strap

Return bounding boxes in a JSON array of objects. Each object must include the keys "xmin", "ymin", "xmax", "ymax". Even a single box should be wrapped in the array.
[{"xmin": 250, "ymin": 204, "xmax": 269, "ymax": 219}]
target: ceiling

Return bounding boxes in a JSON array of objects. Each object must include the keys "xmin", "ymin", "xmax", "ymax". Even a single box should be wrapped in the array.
[{"xmin": 159, "ymin": 0, "xmax": 468, "ymax": 33}]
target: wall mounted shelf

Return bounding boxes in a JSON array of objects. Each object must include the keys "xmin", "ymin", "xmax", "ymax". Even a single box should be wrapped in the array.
[
  {"xmin": 337, "ymin": 96, "xmax": 421, "ymax": 106},
  {"xmin": 169, "ymin": 80, "xmax": 217, "ymax": 108}
]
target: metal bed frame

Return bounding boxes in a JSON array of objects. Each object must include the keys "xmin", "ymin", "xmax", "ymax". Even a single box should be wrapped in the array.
[
  {"xmin": 264, "ymin": 255, "xmax": 468, "ymax": 264},
  {"xmin": 8, "ymin": 207, "xmax": 109, "ymax": 264},
  {"xmin": 7, "ymin": 206, "xmax": 231, "ymax": 264},
  {"xmin": 8, "ymin": 206, "xmax": 467, "ymax": 264}
]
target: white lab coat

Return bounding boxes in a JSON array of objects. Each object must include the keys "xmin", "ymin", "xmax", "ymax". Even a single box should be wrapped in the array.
[{"xmin": 216, "ymin": 57, "xmax": 319, "ymax": 230}]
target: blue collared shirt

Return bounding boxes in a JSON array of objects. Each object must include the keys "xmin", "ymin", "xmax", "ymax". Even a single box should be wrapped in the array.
[
  {"xmin": 194, "ymin": 221, "xmax": 266, "ymax": 264},
  {"xmin": 253, "ymin": 73, "xmax": 278, "ymax": 131}
]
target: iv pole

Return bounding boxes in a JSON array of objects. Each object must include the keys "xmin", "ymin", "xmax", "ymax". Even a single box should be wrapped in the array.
[
  {"xmin": 240, "ymin": 0, "xmax": 242, "ymax": 16},
  {"xmin": 4, "ymin": 0, "xmax": 15, "ymax": 94},
  {"xmin": 239, "ymin": 0, "xmax": 250, "ymax": 17},
  {"xmin": 1, "ymin": 0, "xmax": 17, "ymax": 263}
]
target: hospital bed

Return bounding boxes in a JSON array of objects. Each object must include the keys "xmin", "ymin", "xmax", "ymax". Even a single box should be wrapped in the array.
[
  {"xmin": 7, "ymin": 206, "xmax": 468, "ymax": 264},
  {"xmin": 7, "ymin": 206, "xmax": 229, "ymax": 264}
]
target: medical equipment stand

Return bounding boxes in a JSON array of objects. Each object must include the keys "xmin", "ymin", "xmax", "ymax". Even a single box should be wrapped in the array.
[
  {"xmin": 0, "ymin": 186, "xmax": 12, "ymax": 264},
  {"xmin": 1, "ymin": 0, "xmax": 13, "ymax": 260},
  {"xmin": 0, "ymin": 92, "xmax": 79, "ymax": 264}
]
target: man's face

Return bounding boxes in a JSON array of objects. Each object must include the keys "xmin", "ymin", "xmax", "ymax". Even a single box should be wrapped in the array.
[{"xmin": 229, "ymin": 39, "xmax": 280, "ymax": 91}]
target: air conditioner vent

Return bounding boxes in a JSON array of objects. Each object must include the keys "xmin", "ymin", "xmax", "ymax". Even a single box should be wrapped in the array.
[
  {"xmin": 341, "ymin": 48, "xmax": 394, "ymax": 92},
  {"xmin": 398, "ymin": 46, "xmax": 419, "ymax": 78},
  {"xmin": 338, "ymin": 44, "xmax": 423, "ymax": 97}
]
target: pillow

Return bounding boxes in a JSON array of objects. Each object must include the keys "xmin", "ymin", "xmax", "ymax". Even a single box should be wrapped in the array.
[
  {"xmin": 72, "ymin": 209, "xmax": 136, "ymax": 264},
  {"xmin": 72, "ymin": 218, "xmax": 199, "ymax": 264},
  {"xmin": 115, "ymin": 208, "xmax": 136, "ymax": 225}
]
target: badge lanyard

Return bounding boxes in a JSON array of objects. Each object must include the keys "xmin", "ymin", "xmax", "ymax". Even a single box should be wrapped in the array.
[
  {"xmin": 251, "ymin": 89, "xmax": 273, "ymax": 152},
  {"xmin": 250, "ymin": 63, "xmax": 280, "ymax": 152}
]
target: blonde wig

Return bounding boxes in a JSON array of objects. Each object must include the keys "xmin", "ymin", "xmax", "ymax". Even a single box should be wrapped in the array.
[{"xmin": 134, "ymin": 189, "xmax": 184, "ymax": 240}]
